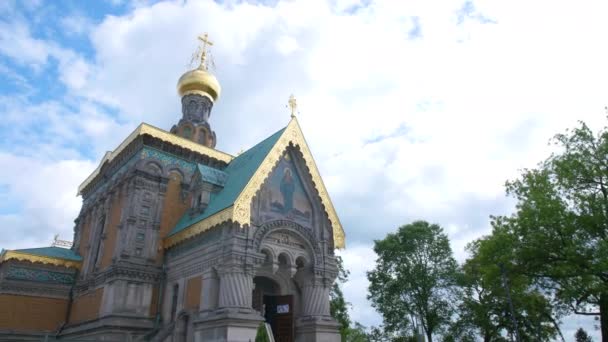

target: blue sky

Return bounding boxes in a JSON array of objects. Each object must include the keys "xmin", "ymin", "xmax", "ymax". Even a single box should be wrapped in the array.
[{"xmin": 1, "ymin": 0, "xmax": 607, "ymax": 339}]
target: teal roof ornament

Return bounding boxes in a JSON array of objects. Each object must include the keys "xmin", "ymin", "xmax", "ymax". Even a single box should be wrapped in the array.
[
  {"xmin": 197, "ymin": 164, "xmax": 228, "ymax": 187},
  {"xmin": 11, "ymin": 247, "xmax": 83, "ymax": 261},
  {"xmin": 0, "ymin": 246, "xmax": 83, "ymax": 269}
]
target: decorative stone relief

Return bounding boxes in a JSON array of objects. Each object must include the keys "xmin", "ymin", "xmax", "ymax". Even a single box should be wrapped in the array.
[{"xmin": 253, "ymin": 220, "xmax": 321, "ymax": 263}]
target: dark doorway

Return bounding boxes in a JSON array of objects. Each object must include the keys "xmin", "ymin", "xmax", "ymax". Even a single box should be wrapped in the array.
[
  {"xmin": 252, "ymin": 277, "xmax": 294, "ymax": 342},
  {"xmin": 264, "ymin": 295, "xmax": 294, "ymax": 342},
  {"xmin": 252, "ymin": 276, "xmax": 279, "ymax": 313}
]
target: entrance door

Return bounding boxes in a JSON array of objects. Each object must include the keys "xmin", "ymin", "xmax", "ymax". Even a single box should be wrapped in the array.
[{"xmin": 263, "ymin": 295, "xmax": 293, "ymax": 342}]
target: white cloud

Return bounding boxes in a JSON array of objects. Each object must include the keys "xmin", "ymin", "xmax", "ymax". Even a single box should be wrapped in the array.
[
  {"xmin": 0, "ymin": 153, "xmax": 95, "ymax": 249},
  {"xmin": 0, "ymin": 20, "xmax": 50, "ymax": 69},
  {"xmin": 60, "ymin": 14, "xmax": 94, "ymax": 37},
  {"xmin": 275, "ymin": 35, "xmax": 299, "ymax": 55}
]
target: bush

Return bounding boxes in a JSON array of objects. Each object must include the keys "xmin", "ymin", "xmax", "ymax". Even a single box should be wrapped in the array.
[{"xmin": 255, "ymin": 322, "xmax": 270, "ymax": 342}]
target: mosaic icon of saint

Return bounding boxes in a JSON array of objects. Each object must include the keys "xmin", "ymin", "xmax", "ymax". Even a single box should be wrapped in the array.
[{"xmin": 280, "ymin": 167, "xmax": 295, "ymax": 214}]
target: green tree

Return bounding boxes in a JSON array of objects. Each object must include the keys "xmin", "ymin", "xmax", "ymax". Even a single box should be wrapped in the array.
[
  {"xmin": 494, "ymin": 119, "xmax": 608, "ymax": 339},
  {"xmin": 575, "ymin": 327, "xmax": 593, "ymax": 342},
  {"xmin": 330, "ymin": 256, "xmax": 371, "ymax": 341},
  {"xmin": 367, "ymin": 326, "xmax": 416, "ymax": 342},
  {"xmin": 452, "ymin": 234, "xmax": 562, "ymax": 341},
  {"xmin": 347, "ymin": 322, "xmax": 370, "ymax": 342},
  {"xmin": 367, "ymin": 221, "xmax": 458, "ymax": 342},
  {"xmin": 331, "ymin": 255, "xmax": 352, "ymax": 341}
]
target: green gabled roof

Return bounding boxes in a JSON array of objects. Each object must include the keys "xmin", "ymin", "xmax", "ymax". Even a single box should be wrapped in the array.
[
  {"xmin": 168, "ymin": 126, "xmax": 287, "ymax": 237},
  {"xmin": 12, "ymin": 246, "xmax": 82, "ymax": 261}
]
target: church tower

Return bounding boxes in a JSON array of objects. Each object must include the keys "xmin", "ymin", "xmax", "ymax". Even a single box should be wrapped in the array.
[{"xmin": 171, "ymin": 33, "xmax": 221, "ymax": 148}]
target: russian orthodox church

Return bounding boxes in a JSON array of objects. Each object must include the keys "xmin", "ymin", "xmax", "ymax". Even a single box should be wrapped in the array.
[{"xmin": 0, "ymin": 34, "xmax": 345, "ymax": 342}]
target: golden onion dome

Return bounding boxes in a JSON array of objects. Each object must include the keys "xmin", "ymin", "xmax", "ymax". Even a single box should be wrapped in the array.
[{"xmin": 177, "ymin": 66, "xmax": 221, "ymax": 102}]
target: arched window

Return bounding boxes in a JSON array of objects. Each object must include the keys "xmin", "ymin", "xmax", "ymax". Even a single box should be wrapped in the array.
[
  {"xmin": 198, "ymin": 128, "xmax": 207, "ymax": 145},
  {"xmin": 182, "ymin": 126, "xmax": 192, "ymax": 139}
]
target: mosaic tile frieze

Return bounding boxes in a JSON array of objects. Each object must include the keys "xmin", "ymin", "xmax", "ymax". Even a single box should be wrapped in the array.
[
  {"xmin": 85, "ymin": 147, "xmax": 197, "ymax": 203},
  {"xmin": 84, "ymin": 150, "xmax": 142, "ymax": 202},
  {"xmin": 141, "ymin": 147, "xmax": 196, "ymax": 178},
  {"xmin": 6, "ymin": 267, "xmax": 76, "ymax": 285}
]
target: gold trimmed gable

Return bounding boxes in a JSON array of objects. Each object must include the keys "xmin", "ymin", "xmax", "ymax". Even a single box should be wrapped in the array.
[
  {"xmin": 232, "ymin": 118, "xmax": 345, "ymax": 248},
  {"xmin": 164, "ymin": 118, "xmax": 345, "ymax": 249},
  {"xmin": 78, "ymin": 123, "xmax": 234, "ymax": 195},
  {"xmin": 0, "ymin": 250, "xmax": 82, "ymax": 270}
]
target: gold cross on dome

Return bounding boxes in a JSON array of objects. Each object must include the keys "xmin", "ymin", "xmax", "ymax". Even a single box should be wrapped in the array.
[
  {"xmin": 288, "ymin": 94, "xmax": 297, "ymax": 118},
  {"xmin": 197, "ymin": 33, "xmax": 213, "ymax": 70}
]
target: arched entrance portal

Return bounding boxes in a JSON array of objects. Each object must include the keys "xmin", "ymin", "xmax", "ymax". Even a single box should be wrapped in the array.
[{"xmin": 252, "ymin": 276, "xmax": 294, "ymax": 342}]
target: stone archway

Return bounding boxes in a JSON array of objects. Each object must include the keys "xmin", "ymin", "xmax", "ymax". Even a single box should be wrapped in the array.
[{"xmin": 252, "ymin": 224, "xmax": 318, "ymax": 342}]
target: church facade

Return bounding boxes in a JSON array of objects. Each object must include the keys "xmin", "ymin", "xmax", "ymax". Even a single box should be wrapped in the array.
[{"xmin": 0, "ymin": 35, "xmax": 345, "ymax": 342}]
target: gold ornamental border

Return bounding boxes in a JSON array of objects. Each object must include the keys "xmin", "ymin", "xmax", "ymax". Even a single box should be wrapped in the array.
[
  {"xmin": 164, "ymin": 118, "xmax": 345, "ymax": 249},
  {"xmin": 78, "ymin": 123, "xmax": 234, "ymax": 195},
  {"xmin": 164, "ymin": 207, "xmax": 233, "ymax": 248},
  {"xmin": 0, "ymin": 250, "xmax": 82, "ymax": 270}
]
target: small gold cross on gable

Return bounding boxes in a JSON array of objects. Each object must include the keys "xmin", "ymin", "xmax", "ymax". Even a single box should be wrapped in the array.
[
  {"xmin": 288, "ymin": 94, "xmax": 297, "ymax": 118},
  {"xmin": 197, "ymin": 33, "xmax": 213, "ymax": 70}
]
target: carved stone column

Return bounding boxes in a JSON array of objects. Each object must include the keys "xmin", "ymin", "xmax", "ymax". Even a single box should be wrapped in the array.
[
  {"xmin": 301, "ymin": 280, "xmax": 330, "ymax": 316},
  {"xmin": 193, "ymin": 261, "xmax": 262, "ymax": 342},
  {"xmin": 217, "ymin": 266, "xmax": 253, "ymax": 309},
  {"xmin": 295, "ymin": 275, "xmax": 341, "ymax": 342},
  {"xmin": 200, "ymin": 269, "xmax": 219, "ymax": 312}
]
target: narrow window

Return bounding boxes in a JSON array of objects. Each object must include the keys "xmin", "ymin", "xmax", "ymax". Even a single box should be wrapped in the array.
[
  {"xmin": 198, "ymin": 129, "xmax": 207, "ymax": 144},
  {"xmin": 135, "ymin": 248, "xmax": 142, "ymax": 257},
  {"xmin": 90, "ymin": 216, "xmax": 105, "ymax": 270},
  {"xmin": 170, "ymin": 284, "xmax": 179, "ymax": 321},
  {"xmin": 136, "ymin": 231, "xmax": 145, "ymax": 242}
]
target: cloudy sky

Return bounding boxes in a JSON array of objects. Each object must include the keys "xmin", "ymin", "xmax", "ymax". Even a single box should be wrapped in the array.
[{"xmin": 1, "ymin": 0, "xmax": 606, "ymax": 339}]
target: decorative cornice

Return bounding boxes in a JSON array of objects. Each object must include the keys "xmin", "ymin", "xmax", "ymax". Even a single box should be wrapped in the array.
[
  {"xmin": 78, "ymin": 123, "xmax": 234, "ymax": 195},
  {"xmin": 0, "ymin": 251, "xmax": 82, "ymax": 270},
  {"xmin": 75, "ymin": 262, "xmax": 162, "ymax": 292},
  {"xmin": 163, "ymin": 118, "xmax": 345, "ymax": 249}
]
